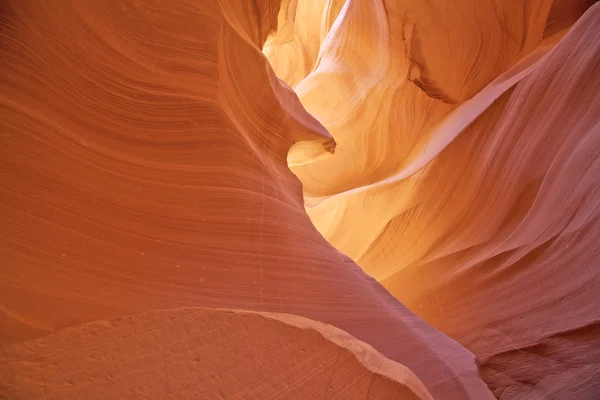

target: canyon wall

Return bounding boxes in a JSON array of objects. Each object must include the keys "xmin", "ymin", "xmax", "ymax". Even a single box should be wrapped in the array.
[
  {"xmin": 1, "ymin": 0, "xmax": 599, "ymax": 398},
  {"xmin": 0, "ymin": 0, "xmax": 492, "ymax": 399},
  {"xmin": 266, "ymin": 0, "xmax": 600, "ymax": 398}
]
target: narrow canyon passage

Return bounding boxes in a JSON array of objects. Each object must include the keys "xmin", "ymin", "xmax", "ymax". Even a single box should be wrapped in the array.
[
  {"xmin": 1, "ymin": 0, "xmax": 599, "ymax": 399},
  {"xmin": 265, "ymin": 0, "xmax": 600, "ymax": 398}
]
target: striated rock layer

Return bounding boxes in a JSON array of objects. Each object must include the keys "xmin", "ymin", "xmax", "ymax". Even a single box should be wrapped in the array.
[
  {"xmin": 3, "ymin": 0, "xmax": 599, "ymax": 398},
  {"xmin": 267, "ymin": 0, "xmax": 600, "ymax": 399},
  {"xmin": 0, "ymin": 0, "xmax": 494, "ymax": 399}
]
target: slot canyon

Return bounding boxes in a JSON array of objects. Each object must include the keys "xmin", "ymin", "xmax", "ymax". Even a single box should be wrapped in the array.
[{"xmin": 1, "ymin": 0, "xmax": 600, "ymax": 399}]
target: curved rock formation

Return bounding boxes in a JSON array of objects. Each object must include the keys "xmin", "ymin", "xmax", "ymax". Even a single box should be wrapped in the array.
[
  {"xmin": 0, "ymin": 308, "xmax": 434, "ymax": 400},
  {"xmin": 266, "ymin": 0, "xmax": 600, "ymax": 399},
  {"xmin": 2, "ymin": 0, "xmax": 599, "ymax": 398},
  {"xmin": 0, "ymin": 0, "xmax": 493, "ymax": 399}
]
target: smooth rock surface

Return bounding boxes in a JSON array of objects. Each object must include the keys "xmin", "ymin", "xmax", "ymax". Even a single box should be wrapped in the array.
[
  {"xmin": 267, "ymin": 1, "xmax": 600, "ymax": 399},
  {"xmin": 3, "ymin": 0, "xmax": 599, "ymax": 398},
  {"xmin": 0, "ymin": 0, "xmax": 493, "ymax": 399}
]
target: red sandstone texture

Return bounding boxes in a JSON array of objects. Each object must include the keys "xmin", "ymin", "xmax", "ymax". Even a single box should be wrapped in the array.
[
  {"xmin": 1, "ymin": 308, "xmax": 434, "ymax": 400},
  {"xmin": 1, "ymin": 0, "xmax": 599, "ymax": 399}
]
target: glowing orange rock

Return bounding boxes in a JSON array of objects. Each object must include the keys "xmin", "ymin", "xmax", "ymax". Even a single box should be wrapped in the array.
[
  {"xmin": 267, "ymin": 1, "xmax": 600, "ymax": 398},
  {"xmin": 0, "ymin": 0, "xmax": 492, "ymax": 398}
]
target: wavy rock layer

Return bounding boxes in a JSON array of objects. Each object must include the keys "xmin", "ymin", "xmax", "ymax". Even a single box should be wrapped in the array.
[
  {"xmin": 0, "ymin": 308, "xmax": 433, "ymax": 400},
  {"xmin": 268, "ymin": 1, "xmax": 600, "ymax": 399},
  {"xmin": 0, "ymin": 0, "xmax": 494, "ymax": 399}
]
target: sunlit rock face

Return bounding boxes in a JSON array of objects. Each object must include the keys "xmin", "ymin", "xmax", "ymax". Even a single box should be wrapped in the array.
[
  {"xmin": 0, "ymin": 0, "xmax": 497, "ymax": 399},
  {"xmin": 266, "ymin": 0, "xmax": 600, "ymax": 399},
  {"xmin": 2, "ymin": 0, "xmax": 599, "ymax": 398}
]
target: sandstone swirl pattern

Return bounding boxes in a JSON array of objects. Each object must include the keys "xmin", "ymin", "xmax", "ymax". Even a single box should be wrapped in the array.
[
  {"xmin": 266, "ymin": 0, "xmax": 600, "ymax": 399},
  {"xmin": 0, "ymin": 1, "xmax": 494, "ymax": 399}
]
